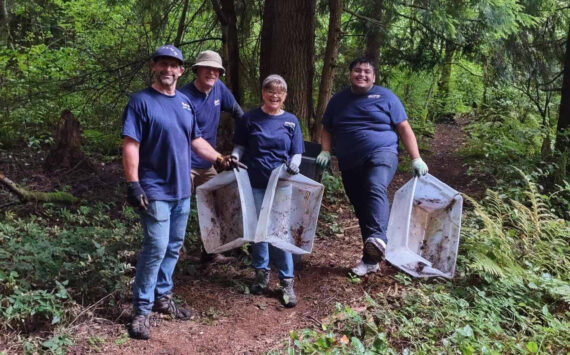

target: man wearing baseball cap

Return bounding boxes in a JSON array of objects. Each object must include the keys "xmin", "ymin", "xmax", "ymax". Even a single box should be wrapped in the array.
[
  {"xmin": 122, "ymin": 45, "xmax": 244, "ymax": 339},
  {"xmin": 180, "ymin": 50, "xmax": 244, "ymax": 264}
]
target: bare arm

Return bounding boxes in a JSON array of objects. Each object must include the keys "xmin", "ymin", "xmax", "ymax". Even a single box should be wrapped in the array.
[
  {"xmin": 123, "ymin": 137, "xmax": 140, "ymax": 182},
  {"xmin": 320, "ymin": 127, "xmax": 332, "ymax": 152},
  {"xmin": 396, "ymin": 120, "xmax": 420, "ymax": 159},
  {"xmin": 191, "ymin": 137, "xmax": 221, "ymax": 163}
]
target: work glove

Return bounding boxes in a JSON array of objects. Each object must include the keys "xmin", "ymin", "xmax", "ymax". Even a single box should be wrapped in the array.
[
  {"xmin": 315, "ymin": 151, "xmax": 331, "ymax": 170},
  {"xmin": 411, "ymin": 158, "xmax": 429, "ymax": 177},
  {"xmin": 215, "ymin": 155, "xmax": 247, "ymax": 171},
  {"xmin": 286, "ymin": 162, "xmax": 299, "ymax": 175},
  {"xmin": 127, "ymin": 181, "xmax": 149, "ymax": 210}
]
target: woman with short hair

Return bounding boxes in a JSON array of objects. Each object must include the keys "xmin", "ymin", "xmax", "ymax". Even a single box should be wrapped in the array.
[{"xmin": 232, "ymin": 74, "xmax": 304, "ymax": 307}]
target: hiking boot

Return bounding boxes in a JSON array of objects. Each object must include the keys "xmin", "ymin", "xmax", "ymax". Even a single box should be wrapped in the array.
[
  {"xmin": 129, "ymin": 313, "xmax": 151, "ymax": 340},
  {"xmin": 364, "ymin": 237, "xmax": 386, "ymax": 264},
  {"xmin": 250, "ymin": 269, "xmax": 270, "ymax": 295},
  {"xmin": 351, "ymin": 260, "xmax": 380, "ymax": 277},
  {"xmin": 201, "ymin": 252, "xmax": 235, "ymax": 264},
  {"xmin": 280, "ymin": 278, "xmax": 297, "ymax": 308},
  {"xmin": 153, "ymin": 294, "xmax": 192, "ymax": 320}
]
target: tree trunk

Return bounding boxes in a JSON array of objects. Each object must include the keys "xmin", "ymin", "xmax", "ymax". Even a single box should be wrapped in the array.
[
  {"xmin": 260, "ymin": 0, "xmax": 316, "ymax": 132},
  {"xmin": 554, "ymin": 24, "xmax": 570, "ymax": 179},
  {"xmin": 555, "ymin": 24, "xmax": 570, "ymax": 155},
  {"xmin": 313, "ymin": 0, "xmax": 343, "ymax": 141},
  {"xmin": 428, "ymin": 41, "xmax": 456, "ymax": 121},
  {"xmin": 44, "ymin": 110, "xmax": 92, "ymax": 172},
  {"xmin": 221, "ymin": 0, "xmax": 241, "ymax": 103},
  {"xmin": 212, "ymin": 0, "xmax": 241, "ymax": 103},
  {"xmin": 0, "ymin": 0, "xmax": 10, "ymax": 45},
  {"xmin": 364, "ymin": 0, "xmax": 384, "ymax": 67},
  {"xmin": 174, "ymin": 0, "xmax": 189, "ymax": 47}
]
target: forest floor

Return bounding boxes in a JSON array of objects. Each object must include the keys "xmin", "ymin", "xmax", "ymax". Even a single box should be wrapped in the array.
[{"xmin": 1, "ymin": 119, "xmax": 486, "ymax": 354}]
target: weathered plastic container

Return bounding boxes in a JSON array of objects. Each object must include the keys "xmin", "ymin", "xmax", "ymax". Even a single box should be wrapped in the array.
[
  {"xmin": 386, "ymin": 174, "xmax": 463, "ymax": 279},
  {"xmin": 196, "ymin": 168, "xmax": 257, "ymax": 254},
  {"xmin": 255, "ymin": 164, "xmax": 324, "ymax": 254}
]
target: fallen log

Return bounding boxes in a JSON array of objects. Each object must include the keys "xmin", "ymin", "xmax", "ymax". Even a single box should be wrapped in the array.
[{"xmin": 0, "ymin": 172, "xmax": 77, "ymax": 204}]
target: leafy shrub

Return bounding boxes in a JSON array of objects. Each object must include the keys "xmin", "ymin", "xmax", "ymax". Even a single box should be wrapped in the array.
[
  {"xmin": 0, "ymin": 203, "xmax": 140, "ymax": 336},
  {"xmin": 289, "ymin": 172, "xmax": 570, "ymax": 354}
]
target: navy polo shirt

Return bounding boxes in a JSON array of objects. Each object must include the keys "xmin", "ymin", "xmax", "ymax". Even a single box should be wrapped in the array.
[
  {"xmin": 179, "ymin": 80, "xmax": 239, "ymax": 169},
  {"xmin": 322, "ymin": 85, "xmax": 407, "ymax": 171},
  {"xmin": 122, "ymin": 87, "xmax": 201, "ymax": 201},
  {"xmin": 234, "ymin": 108, "xmax": 304, "ymax": 188}
]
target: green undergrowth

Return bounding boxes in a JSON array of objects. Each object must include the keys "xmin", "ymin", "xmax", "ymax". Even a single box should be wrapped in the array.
[
  {"xmin": 287, "ymin": 172, "xmax": 570, "ymax": 354},
  {"xmin": 0, "ymin": 202, "xmax": 142, "ymax": 353}
]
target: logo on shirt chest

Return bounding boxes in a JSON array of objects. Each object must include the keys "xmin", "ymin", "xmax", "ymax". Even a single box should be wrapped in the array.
[
  {"xmin": 284, "ymin": 121, "xmax": 296, "ymax": 130},
  {"xmin": 181, "ymin": 102, "xmax": 192, "ymax": 112},
  {"xmin": 368, "ymin": 94, "xmax": 381, "ymax": 99},
  {"xmin": 214, "ymin": 99, "xmax": 221, "ymax": 106}
]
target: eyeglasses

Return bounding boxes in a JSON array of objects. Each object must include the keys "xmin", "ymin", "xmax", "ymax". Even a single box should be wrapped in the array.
[{"xmin": 264, "ymin": 90, "xmax": 286, "ymax": 97}]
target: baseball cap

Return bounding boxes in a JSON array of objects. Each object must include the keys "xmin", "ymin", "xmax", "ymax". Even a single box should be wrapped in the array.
[
  {"xmin": 192, "ymin": 50, "xmax": 225, "ymax": 74},
  {"xmin": 152, "ymin": 45, "xmax": 184, "ymax": 64}
]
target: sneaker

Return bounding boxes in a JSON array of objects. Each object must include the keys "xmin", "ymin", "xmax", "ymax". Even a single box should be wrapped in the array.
[
  {"xmin": 129, "ymin": 314, "xmax": 151, "ymax": 340},
  {"xmin": 364, "ymin": 237, "xmax": 386, "ymax": 263},
  {"xmin": 351, "ymin": 260, "xmax": 380, "ymax": 276},
  {"xmin": 280, "ymin": 278, "xmax": 297, "ymax": 308},
  {"xmin": 153, "ymin": 294, "xmax": 192, "ymax": 320},
  {"xmin": 250, "ymin": 269, "xmax": 270, "ymax": 295}
]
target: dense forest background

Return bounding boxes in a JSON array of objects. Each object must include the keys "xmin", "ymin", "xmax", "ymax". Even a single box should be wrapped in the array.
[{"xmin": 0, "ymin": 0, "xmax": 569, "ymax": 353}]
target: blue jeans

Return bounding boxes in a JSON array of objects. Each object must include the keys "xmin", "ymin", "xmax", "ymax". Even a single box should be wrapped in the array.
[
  {"xmin": 251, "ymin": 188, "xmax": 294, "ymax": 279},
  {"xmin": 133, "ymin": 198, "xmax": 190, "ymax": 315},
  {"xmin": 341, "ymin": 151, "xmax": 398, "ymax": 264}
]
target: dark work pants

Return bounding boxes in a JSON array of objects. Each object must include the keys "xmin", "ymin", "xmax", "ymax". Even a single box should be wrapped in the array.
[{"xmin": 341, "ymin": 151, "xmax": 398, "ymax": 264}]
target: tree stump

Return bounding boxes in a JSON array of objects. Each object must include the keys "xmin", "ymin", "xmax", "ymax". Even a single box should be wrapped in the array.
[{"xmin": 44, "ymin": 109, "xmax": 93, "ymax": 172}]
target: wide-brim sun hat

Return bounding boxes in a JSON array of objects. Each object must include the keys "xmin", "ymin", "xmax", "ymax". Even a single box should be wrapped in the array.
[{"xmin": 192, "ymin": 50, "xmax": 225, "ymax": 74}]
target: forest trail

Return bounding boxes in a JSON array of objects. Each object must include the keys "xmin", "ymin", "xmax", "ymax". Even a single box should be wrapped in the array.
[{"xmin": 68, "ymin": 120, "xmax": 482, "ymax": 354}]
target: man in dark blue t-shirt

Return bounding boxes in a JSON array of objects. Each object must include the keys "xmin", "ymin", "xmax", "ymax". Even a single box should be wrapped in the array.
[
  {"xmin": 179, "ymin": 50, "xmax": 244, "ymax": 264},
  {"xmin": 316, "ymin": 57, "xmax": 429, "ymax": 277},
  {"xmin": 122, "ymin": 45, "xmax": 242, "ymax": 340}
]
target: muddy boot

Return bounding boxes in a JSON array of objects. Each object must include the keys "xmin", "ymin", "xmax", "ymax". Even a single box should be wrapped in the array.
[
  {"xmin": 280, "ymin": 278, "xmax": 297, "ymax": 308},
  {"xmin": 129, "ymin": 313, "xmax": 151, "ymax": 340},
  {"xmin": 153, "ymin": 294, "xmax": 192, "ymax": 320},
  {"xmin": 364, "ymin": 237, "xmax": 386, "ymax": 264},
  {"xmin": 201, "ymin": 247, "xmax": 235, "ymax": 265},
  {"xmin": 251, "ymin": 269, "xmax": 270, "ymax": 295}
]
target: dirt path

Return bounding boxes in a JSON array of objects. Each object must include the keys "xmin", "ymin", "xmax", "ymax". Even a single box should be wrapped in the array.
[{"xmin": 68, "ymin": 121, "xmax": 481, "ymax": 354}]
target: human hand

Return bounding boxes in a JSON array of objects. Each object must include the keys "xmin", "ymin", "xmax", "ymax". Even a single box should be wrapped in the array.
[
  {"xmin": 127, "ymin": 182, "xmax": 149, "ymax": 210},
  {"xmin": 286, "ymin": 161, "xmax": 299, "ymax": 175},
  {"xmin": 215, "ymin": 155, "xmax": 247, "ymax": 171},
  {"xmin": 315, "ymin": 151, "xmax": 331, "ymax": 169},
  {"xmin": 411, "ymin": 158, "xmax": 428, "ymax": 177}
]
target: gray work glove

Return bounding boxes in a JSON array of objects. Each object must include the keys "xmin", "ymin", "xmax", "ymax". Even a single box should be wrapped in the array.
[
  {"xmin": 316, "ymin": 151, "xmax": 331, "ymax": 170},
  {"xmin": 411, "ymin": 158, "xmax": 429, "ymax": 177},
  {"xmin": 286, "ymin": 162, "xmax": 299, "ymax": 175}
]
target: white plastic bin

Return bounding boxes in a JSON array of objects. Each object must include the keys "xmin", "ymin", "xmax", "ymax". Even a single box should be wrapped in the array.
[
  {"xmin": 386, "ymin": 174, "xmax": 463, "ymax": 279},
  {"xmin": 196, "ymin": 168, "xmax": 257, "ymax": 254},
  {"xmin": 255, "ymin": 164, "xmax": 324, "ymax": 254}
]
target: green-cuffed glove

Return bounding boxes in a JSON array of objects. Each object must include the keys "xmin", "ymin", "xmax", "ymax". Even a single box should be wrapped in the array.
[
  {"xmin": 316, "ymin": 151, "xmax": 331, "ymax": 170},
  {"xmin": 411, "ymin": 158, "xmax": 429, "ymax": 177}
]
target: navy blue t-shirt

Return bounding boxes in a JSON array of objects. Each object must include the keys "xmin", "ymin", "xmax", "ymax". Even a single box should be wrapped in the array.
[
  {"xmin": 122, "ymin": 87, "xmax": 201, "ymax": 201},
  {"xmin": 179, "ymin": 80, "xmax": 239, "ymax": 169},
  {"xmin": 234, "ymin": 108, "xmax": 304, "ymax": 188},
  {"xmin": 322, "ymin": 85, "xmax": 407, "ymax": 171}
]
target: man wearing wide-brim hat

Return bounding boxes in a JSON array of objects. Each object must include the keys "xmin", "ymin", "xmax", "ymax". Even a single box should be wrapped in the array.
[{"xmin": 180, "ymin": 50, "xmax": 244, "ymax": 265}]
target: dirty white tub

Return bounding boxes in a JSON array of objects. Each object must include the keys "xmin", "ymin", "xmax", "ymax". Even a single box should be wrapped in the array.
[
  {"xmin": 255, "ymin": 165, "xmax": 324, "ymax": 254},
  {"xmin": 196, "ymin": 168, "xmax": 257, "ymax": 254},
  {"xmin": 386, "ymin": 174, "xmax": 463, "ymax": 279}
]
